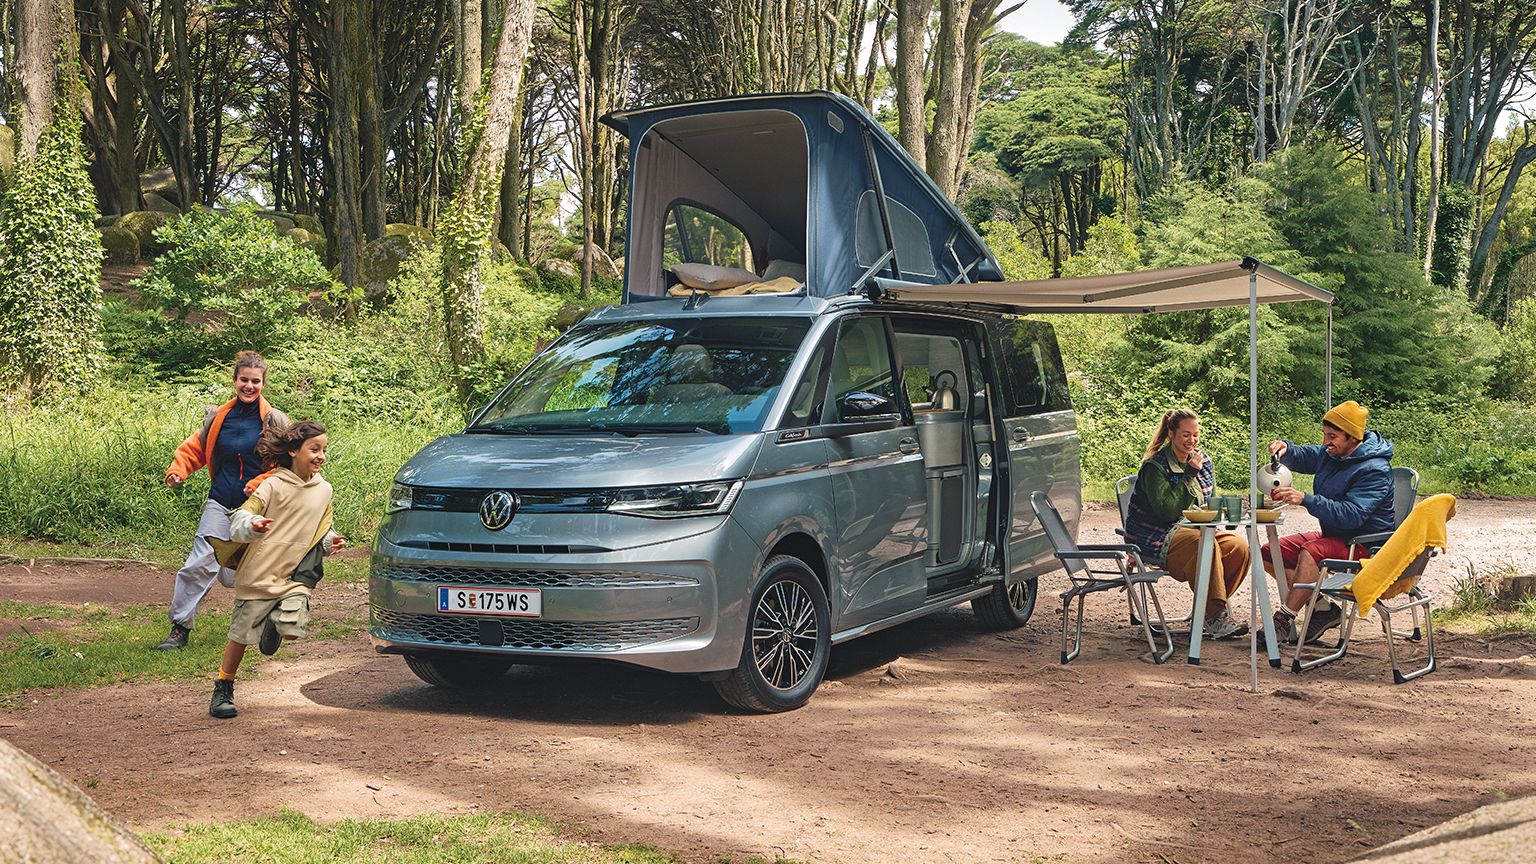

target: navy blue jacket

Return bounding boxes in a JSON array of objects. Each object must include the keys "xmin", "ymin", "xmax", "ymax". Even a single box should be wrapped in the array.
[{"xmin": 1279, "ymin": 431, "xmax": 1396, "ymax": 539}]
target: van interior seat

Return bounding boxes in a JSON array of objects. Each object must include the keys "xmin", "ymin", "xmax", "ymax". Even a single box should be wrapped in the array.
[{"xmin": 652, "ymin": 344, "xmax": 732, "ymax": 404}]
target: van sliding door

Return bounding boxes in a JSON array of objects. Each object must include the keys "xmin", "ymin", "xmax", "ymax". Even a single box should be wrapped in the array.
[{"xmin": 990, "ymin": 319, "xmax": 1080, "ymax": 582}]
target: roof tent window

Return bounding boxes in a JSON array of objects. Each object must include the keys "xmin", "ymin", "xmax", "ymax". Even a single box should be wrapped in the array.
[
  {"xmin": 854, "ymin": 191, "xmax": 937, "ymax": 278},
  {"xmin": 664, "ymin": 203, "xmax": 756, "ymax": 271},
  {"xmin": 629, "ymin": 110, "xmax": 809, "ymax": 298}
]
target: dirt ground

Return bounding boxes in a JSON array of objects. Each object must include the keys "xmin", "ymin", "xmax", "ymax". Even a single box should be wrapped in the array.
[{"xmin": 3, "ymin": 499, "xmax": 1536, "ymax": 864}]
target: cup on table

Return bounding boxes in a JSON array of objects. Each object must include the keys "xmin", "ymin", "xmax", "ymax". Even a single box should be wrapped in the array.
[{"xmin": 1219, "ymin": 494, "xmax": 1245, "ymax": 522}]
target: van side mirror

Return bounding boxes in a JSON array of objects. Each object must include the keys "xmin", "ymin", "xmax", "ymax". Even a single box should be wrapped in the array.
[{"xmin": 838, "ymin": 391, "xmax": 897, "ymax": 422}]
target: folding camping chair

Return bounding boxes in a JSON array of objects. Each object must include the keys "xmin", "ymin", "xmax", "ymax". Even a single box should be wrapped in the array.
[
  {"xmin": 1291, "ymin": 493, "xmax": 1450, "ymax": 683},
  {"xmin": 1116, "ymin": 474, "xmax": 1197, "ymax": 632},
  {"xmin": 1346, "ymin": 466, "xmax": 1423, "ymax": 639},
  {"xmin": 1033, "ymin": 490, "xmax": 1176, "ymax": 665}
]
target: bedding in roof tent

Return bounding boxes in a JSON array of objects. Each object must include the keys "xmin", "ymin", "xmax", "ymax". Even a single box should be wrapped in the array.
[{"xmin": 604, "ymin": 92, "xmax": 1003, "ymax": 302}]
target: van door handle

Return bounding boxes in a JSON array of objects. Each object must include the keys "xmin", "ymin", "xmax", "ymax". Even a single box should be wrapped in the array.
[
  {"xmin": 898, "ymin": 437, "xmax": 920, "ymax": 454},
  {"xmin": 1011, "ymin": 427, "xmax": 1032, "ymax": 444}
]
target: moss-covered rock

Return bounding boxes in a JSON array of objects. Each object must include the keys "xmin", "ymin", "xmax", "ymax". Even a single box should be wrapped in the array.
[
  {"xmin": 142, "ymin": 191, "xmax": 181, "ymax": 214},
  {"xmin": 258, "ymin": 212, "xmax": 295, "ymax": 233},
  {"xmin": 291, "ymin": 213, "xmax": 323, "ymax": 235},
  {"xmin": 567, "ymin": 242, "xmax": 620, "ymax": 278},
  {"xmin": 537, "ymin": 257, "xmax": 579, "ymax": 281},
  {"xmin": 94, "ymin": 214, "xmax": 120, "ymax": 228},
  {"xmin": 384, "ymin": 222, "xmax": 434, "ymax": 244},
  {"xmin": 98, "ymin": 226, "xmax": 140, "ymax": 263},
  {"xmin": 116, "ymin": 210, "xmax": 173, "ymax": 256},
  {"xmin": 353, "ymin": 232, "xmax": 427, "ymax": 299},
  {"xmin": 139, "ymin": 167, "xmax": 177, "ymax": 198},
  {"xmin": 284, "ymin": 227, "xmax": 327, "ymax": 259}
]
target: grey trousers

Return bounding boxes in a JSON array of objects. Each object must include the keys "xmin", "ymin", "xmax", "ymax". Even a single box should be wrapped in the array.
[{"xmin": 168, "ymin": 498, "xmax": 237, "ymax": 629}]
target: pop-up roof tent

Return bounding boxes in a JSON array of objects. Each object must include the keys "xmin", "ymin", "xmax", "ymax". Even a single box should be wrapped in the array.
[{"xmin": 603, "ymin": 91, "xmax": 1004, "ymax": 301}]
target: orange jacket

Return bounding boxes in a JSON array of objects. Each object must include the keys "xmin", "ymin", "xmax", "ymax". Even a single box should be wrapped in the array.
[{"xmin": 165, "ymin": 397, "xmax": 291, "ymax": 495}]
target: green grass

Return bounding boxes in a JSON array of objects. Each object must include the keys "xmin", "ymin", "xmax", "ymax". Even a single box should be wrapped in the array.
[
  {"xmin": 141, "ymin": 810, "xmax": 696, "ymax": 864},
  {"xmin": 1431, "ymin": 563, "xmax": 1536, "ymax": 636},
  {"xmin": 0, "ymin": 598, "xmax": 363, "ymax": 701}
]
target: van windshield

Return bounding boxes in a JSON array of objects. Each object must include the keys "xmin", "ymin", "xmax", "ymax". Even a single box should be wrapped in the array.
[{"xmin": 470, "ymin": 316, "xmax": 814, "ymax": 435}]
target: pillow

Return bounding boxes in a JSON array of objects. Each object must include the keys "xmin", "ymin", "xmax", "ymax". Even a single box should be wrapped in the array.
[
  {"xmin": 762, "ymin": 259, "xmax": 807, "ymax": 283},
  {"xmin": 669, "ymin": 263, "xmax": 757, "ymax": 290}
]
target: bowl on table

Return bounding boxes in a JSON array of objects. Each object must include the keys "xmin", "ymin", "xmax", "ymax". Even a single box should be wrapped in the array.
[{"xmin": 1182, "ymin": 508, "xmax": 1218, "ymax": 523}]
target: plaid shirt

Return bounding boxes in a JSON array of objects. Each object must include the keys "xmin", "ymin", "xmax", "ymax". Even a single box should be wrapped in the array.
[{"xmin": 1124, "ymin": 445, "xmax": 1214, "ymax": 566}]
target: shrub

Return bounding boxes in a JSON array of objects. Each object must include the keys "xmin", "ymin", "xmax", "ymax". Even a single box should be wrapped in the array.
[
  {"xmin": 0, "ymin": 112, "xmax": 104, "ymax": 398},
  {"xmin": 133, "ymin": 205, "xmax": 338, "ymax": 368},
  {"xmin": 1492, "ymin": 296, "xmax": 1536, "ymax": 402}
]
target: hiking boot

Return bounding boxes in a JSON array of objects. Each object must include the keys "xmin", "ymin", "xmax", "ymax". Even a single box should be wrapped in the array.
[
  {"xmin": 209, "ymin": 679, "xmax": 237, "ymax": 719},
  {"xmin": 1302, "ymin": 602, "xmax": 1344, "ymax": 645},
  {"xmin": 155, "ymin": 624, "xmax": 191, "ymax": 650},
  {"xmin": 1258, "ymin": 609, "xmax": 1298, "ymax": 650},
  {"xmin": 258, "ymin": 616, "xmax": 281, "ymax": 656},
  {"xmin": 1203, "ymin": 609, "xmax": 1250, "ymax": 640}
]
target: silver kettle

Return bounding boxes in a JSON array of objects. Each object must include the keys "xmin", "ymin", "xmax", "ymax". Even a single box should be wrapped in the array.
[{"xmin": 1257, "ymin": 454, "xmax": 1293, "ymax": 493}]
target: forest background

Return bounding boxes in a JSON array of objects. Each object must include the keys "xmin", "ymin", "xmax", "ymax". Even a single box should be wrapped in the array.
[{"xmin": 2, "ymin": 0, "xmax": 1536, "ymax": 557}]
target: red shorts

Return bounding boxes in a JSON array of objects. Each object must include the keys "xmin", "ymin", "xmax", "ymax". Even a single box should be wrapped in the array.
[{"xmin": 1260, "ymin": 531, "xmax": 1369, "ymax": 569}]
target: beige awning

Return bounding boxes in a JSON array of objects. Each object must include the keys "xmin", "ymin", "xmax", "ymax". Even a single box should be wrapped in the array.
[{"xmin": 879, "ymin": 257, "xmax": 1331, "ymax": 313}]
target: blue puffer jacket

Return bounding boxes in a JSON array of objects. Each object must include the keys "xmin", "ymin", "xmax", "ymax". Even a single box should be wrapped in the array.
[{"xmin": 1279, "ymin": 430, "xmax": 1396, "ymax": 539}]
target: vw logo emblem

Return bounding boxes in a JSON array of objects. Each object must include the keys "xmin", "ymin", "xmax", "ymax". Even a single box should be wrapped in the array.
[{"xmin": 479, "ymin": 491, "xmax": 519, "ymax": 531}]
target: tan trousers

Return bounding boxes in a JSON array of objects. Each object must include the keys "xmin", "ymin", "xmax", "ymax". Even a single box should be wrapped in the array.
[{"xmin": 1164, "ymin": 528, "xmax": 1251, "ymax": 618}]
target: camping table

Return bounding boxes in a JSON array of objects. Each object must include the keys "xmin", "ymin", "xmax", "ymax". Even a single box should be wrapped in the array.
[{"xmin": 1180, "ymin": 513, "xmax": 1289, "ymax": 667}]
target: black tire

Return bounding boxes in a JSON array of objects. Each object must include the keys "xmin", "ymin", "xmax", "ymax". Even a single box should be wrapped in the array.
[
  {"xmin": 404, "ymin": 651, "xmax": 514, "ymax": 688},
  {"xmin": 972, "ymin": 577, "xmax": 1038, "ymax": 630},
  {"xmin": 713, "ymin": 555, "xmax": 831, "ymax": 713}
]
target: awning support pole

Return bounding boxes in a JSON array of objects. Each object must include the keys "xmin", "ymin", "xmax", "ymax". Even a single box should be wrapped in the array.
[{"xmin": 1326, "ymin": 305, "xmax": 1334, "ymax": 410}]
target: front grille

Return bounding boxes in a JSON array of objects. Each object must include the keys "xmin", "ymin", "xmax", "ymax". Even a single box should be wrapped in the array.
[
  {"xmin": 411, "ymin": 487, "xmax": 611, "ymax": 513},
  {"xmin": 376, "ymin": 563, "xmax": 697, "ymax": 588},
  {"xmin": 371, "ymin": 606, "xmax": 697, "ymax": 651},
  {"xmin": 396, "ymin": 540, "xmax": 610, "ymax": 555}
]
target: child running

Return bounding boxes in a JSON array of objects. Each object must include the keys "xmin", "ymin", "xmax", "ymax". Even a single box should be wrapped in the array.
[{"xmin": 207, "ymin": 420, "xmax": 345, "ymax": 719}]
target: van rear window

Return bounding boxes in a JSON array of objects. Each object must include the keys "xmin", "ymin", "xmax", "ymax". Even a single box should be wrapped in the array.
[{"xmin": 991, "ymin": 319, "xmax": 1071, "ymax": 416}]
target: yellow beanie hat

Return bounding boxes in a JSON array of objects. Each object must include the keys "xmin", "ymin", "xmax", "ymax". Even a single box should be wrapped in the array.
[{"xmin": 1323, "ymin": 400, "xmax": 1368, "ymax": 440}]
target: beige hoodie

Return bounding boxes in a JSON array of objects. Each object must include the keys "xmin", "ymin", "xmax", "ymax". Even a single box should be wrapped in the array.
[{"xmin": 228, "ymin": 467, "xmax": 335, "ymax": 601}]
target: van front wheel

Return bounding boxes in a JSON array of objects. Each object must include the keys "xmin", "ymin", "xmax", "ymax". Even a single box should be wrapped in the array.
[
  {"xmin": 714, "ymin": 556, "xmax": 831, "ymax": 713},
  {"xmin": 972, "ymin": 577, "xmax": 1038, "ymax": 629}
]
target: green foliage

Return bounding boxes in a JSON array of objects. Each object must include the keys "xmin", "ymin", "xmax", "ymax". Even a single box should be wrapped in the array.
[
  {"xmin": 1492, "ymin": 296, "xmax": 1536, "ymax": 401},
  {"xmin": 980, "ymin": 219, "xmax": 1050, "ymax": 280},
  {"xmin": 132, "ymin": 205, "xmax": 338, "ymax": 368},
  {"xmin": 1061, "ymin": 216, "xmax": 1140, "ymax": 277},
  {"xmin": 1431, "ymin": 182, "xmax": 1476, "ymax": 295},
  {"xmin": 0, "ymin": 112, "xmax": 104, "ymax": 397},
  {"xmin": 959, "ymin": 152, "xmax": 1021, "ymax": 226},
  {"xmin": 1259, "ymin": 147, "xmax": 1494, "ymax": 403},
  {"xmin": 144, "ymin": 809, "xmax": 684, "ymax": 864}
]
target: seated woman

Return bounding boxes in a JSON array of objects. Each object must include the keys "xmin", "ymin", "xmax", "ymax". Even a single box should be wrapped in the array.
[{"xmin": 1124, "ymin": 409, "xmax": 1251, "ymax": 640}]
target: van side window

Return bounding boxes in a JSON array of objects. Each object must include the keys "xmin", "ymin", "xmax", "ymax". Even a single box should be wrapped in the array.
[
  {"xmin": 664, "ymin": 202, "xmax": 756, "ymax": 270},
  {"xmin": 825, "ymin": 317, "xmax": 900, "ymax": 423},
  {"xmin": 992, "ymin": 319, "xmax": 1070, "ymax": 416},
  {"xmin": 854, "ymin": 191, "xmax": 937, "ymax": 278},
  {"xmin": 893, "ymin": 330, "xmax": 967, "ymax": 412},
  {"xmin": 779, "ymin": 343, "xmax": 829, "ymax": 429}
]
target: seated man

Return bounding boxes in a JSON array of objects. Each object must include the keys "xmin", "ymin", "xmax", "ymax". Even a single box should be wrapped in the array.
[{"xmin": 1261, "ymin": 400, "xmax": 1395, "ymax": 644}]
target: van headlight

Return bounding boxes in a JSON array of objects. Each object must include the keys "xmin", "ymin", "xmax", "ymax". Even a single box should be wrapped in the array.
[
  {"xmin": 606, "ymin": 480, "xmax": 743, "ymax": 518},
  {"xmin": 386, "ymin": 482, "xmax": 414, "ymax": 513}
]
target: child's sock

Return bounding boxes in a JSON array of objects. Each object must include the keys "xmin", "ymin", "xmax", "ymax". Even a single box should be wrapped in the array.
[{"xmin": 217, "ymin": 669, "xmax": 237, "ymax": 681}]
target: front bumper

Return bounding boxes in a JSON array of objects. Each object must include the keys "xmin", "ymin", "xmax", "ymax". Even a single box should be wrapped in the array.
[{"xmin": 368, "ymin": 516, "xmax": 761, "ymax": 674}]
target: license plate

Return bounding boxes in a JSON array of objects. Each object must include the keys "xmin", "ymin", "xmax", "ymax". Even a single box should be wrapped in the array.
[{"xmin": 436, "ymin": 586, "xmax": 541, "ymax": 617}]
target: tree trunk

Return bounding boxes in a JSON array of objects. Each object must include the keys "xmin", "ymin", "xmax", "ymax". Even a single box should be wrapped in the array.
[
  {"xmin": 894, "ymin": 0, "xmax": 931, "ymax": 168},
  {"xmin": 16, "ymin": 0, "xmax": 66, "ymax": 157},
  {"xmin": 358, "ymin": 0, "xmax": 386, "ymax": 240},
  {"xmin": 1423, "ymin": 0, "xmax": 1441, "ymax": 279},
  {"xmin": 440, "ymin": 0, "xmax": 536, "ymax": 407},
  {"xmin": 329, "ymin": 0, "xmax": 366, "ymax": 288},
  {"xmin": 458, "ymin": 0, "xmax": 483, "ymax": 114},
  {"xmin": 498, "ymin": 77, "xmax": 525, "ymax": 258},
  {"xmin": 0, "ymin": 739, "xmax": 161, "ymax": 864}
]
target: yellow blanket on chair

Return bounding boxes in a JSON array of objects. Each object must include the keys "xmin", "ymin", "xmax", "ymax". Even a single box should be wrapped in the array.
[{"xmin": 1350, "ymin": 493, "xmax": 1456, "ymax": 613}]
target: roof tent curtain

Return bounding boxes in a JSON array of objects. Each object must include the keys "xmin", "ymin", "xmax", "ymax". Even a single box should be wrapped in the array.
[{"xmin": 627, "ymin": 122, "xmax": 779, "ymax": 299}]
